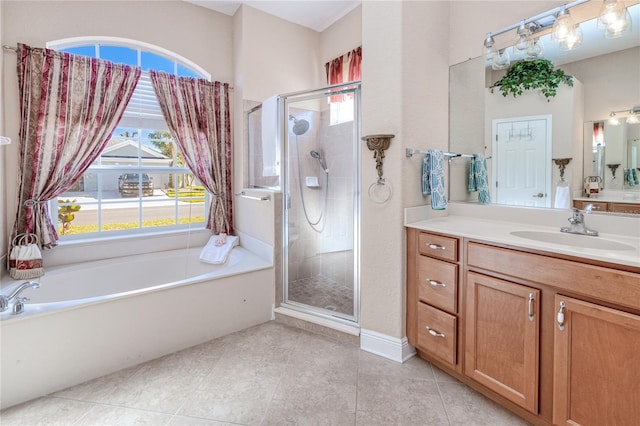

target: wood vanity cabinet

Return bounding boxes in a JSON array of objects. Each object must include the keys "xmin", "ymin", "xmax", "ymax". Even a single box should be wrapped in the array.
[
  {"xmin": 465, "ymin": 272, "xmax": 539, "ymax": 413},
  {"xmin": 407, "ymin": 230, "xmax": 460, "ymax": 370},
  {"xmin": 553, "ymin": 295, "xmax": 640, "ymax": 426},
  {"xmin": 406, "ymin": 226, "xmax": 640, "ymax": 426},
  {"xmin": 573, "ymin": 200, "xmax": 640, "ymax": 214}
]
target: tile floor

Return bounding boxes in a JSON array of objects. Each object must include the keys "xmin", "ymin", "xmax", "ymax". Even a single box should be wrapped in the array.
[
  {"xmin": 288, "ymin": 276, "xmax": 354, "ymax": 316},
  {"xmin": 0, "ymin": 321, "xmax": 529, "ymax": 426}
]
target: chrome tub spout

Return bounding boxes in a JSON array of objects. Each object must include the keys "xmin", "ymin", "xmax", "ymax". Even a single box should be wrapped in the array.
[{"xmin": 1, "ymin": 281, "xmax": 40, "ymax": 312}]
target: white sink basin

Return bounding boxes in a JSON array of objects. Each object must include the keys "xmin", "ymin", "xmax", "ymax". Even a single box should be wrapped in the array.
[{"xmin": 510, "ymin": 231, "xmax": 636, "ymax": 251}]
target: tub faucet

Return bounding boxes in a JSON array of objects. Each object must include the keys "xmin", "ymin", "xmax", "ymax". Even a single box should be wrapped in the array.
[
  {"xmin": 0, "ymin": 281, "xmax": 40, "ymax": 312},
  {"xmin": 560, "ymin": 204, "xmax": 599, "ymax": 236}
]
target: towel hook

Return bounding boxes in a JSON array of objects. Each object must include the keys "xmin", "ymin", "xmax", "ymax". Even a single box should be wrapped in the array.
[
  {"xmin": 552, "ymin": 158, "xmax": 572, "ymax": 180},
  {"xmin": 362, "ymin": 134, "xmax": 394, "ymax": 181}
]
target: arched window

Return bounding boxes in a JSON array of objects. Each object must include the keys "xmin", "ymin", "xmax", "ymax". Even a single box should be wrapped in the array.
[{"xmin": 47, "ymin": 38, "xmax": 210, "ymax": 239}]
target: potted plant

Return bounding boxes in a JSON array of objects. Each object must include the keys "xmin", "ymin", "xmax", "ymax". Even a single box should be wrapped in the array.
[{"xmin": 490, "ymin": 58, "xmax": 573, "ymax": 100}]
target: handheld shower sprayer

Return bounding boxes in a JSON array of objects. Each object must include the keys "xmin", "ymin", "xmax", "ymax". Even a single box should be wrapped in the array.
[{"xmin": 310, "ymin": 150, "xmax": 328, "ymax": 173}]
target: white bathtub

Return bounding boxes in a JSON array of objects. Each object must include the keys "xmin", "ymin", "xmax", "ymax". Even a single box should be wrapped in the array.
[{"xmin": 0, "ymin": 244, "xmax": 274, "ymax": 409}]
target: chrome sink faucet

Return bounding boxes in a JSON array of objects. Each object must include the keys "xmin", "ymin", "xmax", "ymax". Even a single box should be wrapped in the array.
[
  {"xmin": 0, "ymin": 281, "xmax": 40, "ymax": 313},
  {"xmin": 561, "ymin": 204, "xmax": 599, "ymax": 236}
]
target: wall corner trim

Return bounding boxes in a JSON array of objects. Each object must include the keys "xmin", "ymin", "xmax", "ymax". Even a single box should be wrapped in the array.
[{"xmin": 360, "ymin": 328, "xmax": 415, "ymax": 363}]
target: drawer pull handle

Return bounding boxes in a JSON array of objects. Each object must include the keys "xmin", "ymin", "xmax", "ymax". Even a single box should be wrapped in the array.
[
  {"xmin": 426, "ymin": 326, "xmax": 445, "ymax": 338},
  {"xmin": 528, "ymin": 293, "xmax": 535, "ymax": 322},
  {"xmin": 557, "ymin": 301, "xmax": 566, "ymax": 331},
  {"xmin": 427, "ymin": 243, "xmax": 446, "ymax": 250},
  {"xmin": 426, "ymin": 279, "xmax": 446, "ymax": 288}
]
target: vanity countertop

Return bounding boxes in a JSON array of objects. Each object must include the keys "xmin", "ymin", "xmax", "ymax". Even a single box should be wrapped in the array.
[{"xmin": 406, "ymin": 215, "xmax": 640, "ymax": 269}]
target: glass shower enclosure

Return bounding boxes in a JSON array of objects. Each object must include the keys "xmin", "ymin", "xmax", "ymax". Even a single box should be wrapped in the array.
[{"xmin": 280, "ymin": 83, "xmax": 360, "ymax": 324}]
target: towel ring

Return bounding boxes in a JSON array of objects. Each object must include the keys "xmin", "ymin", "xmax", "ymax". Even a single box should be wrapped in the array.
[{"xmin": 368, "ymin": 178, "xmax": 393, "ymax": 204}]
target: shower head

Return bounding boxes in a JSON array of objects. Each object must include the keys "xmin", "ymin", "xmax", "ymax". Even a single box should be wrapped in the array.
[
  {"xmin": 310, "ymin": 150, "xmax": 328, "ymax": 172},
  {"xmin": 289, "ymin": 115, "xmax": 310, "ymax": 136}
]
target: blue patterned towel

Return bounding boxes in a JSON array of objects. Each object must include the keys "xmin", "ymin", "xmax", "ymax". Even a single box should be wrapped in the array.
[
  {"xmin": 423, "ymin": 149, "xmax": 447, "ymax": 210},
  {"xmin": 625, "ymin": 168, "xmax": 639, "ymax": 186},
  {"xmin": 472, "ymin": 154, "xmax": 491, "ymax": 204}
]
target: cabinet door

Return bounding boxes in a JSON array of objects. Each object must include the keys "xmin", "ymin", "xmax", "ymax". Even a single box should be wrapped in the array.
[
  {"xmin": 465, "ymin": 272, "xmax": 540, "ymax": 413},
  {"xmin": 553, "ymin": 295, "xmax": 640, "ymax": 426}
]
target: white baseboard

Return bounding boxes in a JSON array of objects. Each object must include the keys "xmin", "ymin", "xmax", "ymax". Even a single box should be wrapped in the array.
[{"xmin": 360, "ymin": 328, "xmax": 416, "ymax": 363}]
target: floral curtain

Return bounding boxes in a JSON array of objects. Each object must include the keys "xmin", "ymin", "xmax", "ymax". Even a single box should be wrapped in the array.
[
  {"xmin": 149, "ymin": 71, "xmax": 233, "ymax": 234},
  {"xmin": 325, "ymin": 46, "xmax": 362, "ymax": 102},
  {"xmin": 11, "ymin": 43, "xmax": 141, "ymax": 249},
  {"xmin": 325, "ymin": 56, "xmax": 344, "ymax": 102},
  {"xmin": 348, "ymin": 46, "xmax": 362, "ymax": 82}
]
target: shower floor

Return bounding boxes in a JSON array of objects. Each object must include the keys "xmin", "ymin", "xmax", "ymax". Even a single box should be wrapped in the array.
[{"xmin": 288, "ymin": 275, "xmax": 354, "ymax": 316}]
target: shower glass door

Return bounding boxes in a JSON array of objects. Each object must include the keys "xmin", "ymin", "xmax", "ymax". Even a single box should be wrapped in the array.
[{"xmin": 282, "ymin": 83, "xmax": 360, "ymax": 324}]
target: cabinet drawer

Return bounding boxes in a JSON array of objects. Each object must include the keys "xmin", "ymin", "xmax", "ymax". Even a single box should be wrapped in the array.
[
  {"xmin": 609, "ymin": 202, "xmax": 640, "ymax": 214},
  {"xmin": 418, "ymin": 232, "xmax": 458, "ymax": 262},
  {"xmin": 417, "ymin": 302, "xmax": 457, "ymax": 366},
  {"xmin": 467, "ymin": 242, "xmax": 640, "ymax": 311},
  {"xmin": 417, "ymin": 255, "xmax": 458, "ymax": 314}
]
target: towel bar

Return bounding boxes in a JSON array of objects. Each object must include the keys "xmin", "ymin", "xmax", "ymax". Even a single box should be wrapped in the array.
[
  {"xmin": 235, "ymin": 191, "xmax": 271, "ymax": 201},
  {"xmin": 406, "ymin": 148, "xmax": 491, "ymax": 160}
]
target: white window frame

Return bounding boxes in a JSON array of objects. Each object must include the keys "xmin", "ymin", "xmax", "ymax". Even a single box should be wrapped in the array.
[{"xmin": 47, "ymin": 37, "xmax": 212, "ymax": 241}]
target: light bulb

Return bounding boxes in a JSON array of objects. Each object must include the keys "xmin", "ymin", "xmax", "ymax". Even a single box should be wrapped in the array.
[
  {"xmin": 552, "ymin": 9, "xmax": 574, "ymax": 41},
  {"xmin": 492, "ymin": 49, "xmax": 510, "ymax": 70},
  {"xmin": 608, "ymin": 112, "xmax": 620, "ymax": 125},
  {"xmin": 559, "ymin": 24, "xmax": 583, "ymax": 50},
  {"xmin": 483, "ymin": 33, "xmax": 495, "ymax": 62},
  {"xmin": 514, "ymin": 22, "xmax": 529, "ymax": 51},
  {"xmin": 627, "ymin": 114, "xmax": 640, "ymax": 124},
  {"xmin": 524, "ymin": 38, "xmax": 544, "ymax": 60},
  {"xmin": 598, "ymin": 0, "xmax": 632, "ymax": 38}
]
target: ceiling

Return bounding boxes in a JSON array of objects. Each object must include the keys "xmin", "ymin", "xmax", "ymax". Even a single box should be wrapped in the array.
[{"xmin": 184, "ymin": 0, "xmax": 361, "ymax": 32}]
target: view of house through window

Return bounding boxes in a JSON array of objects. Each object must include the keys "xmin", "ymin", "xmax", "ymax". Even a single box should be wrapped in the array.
[{"xmin": 50, "ymin": 41, "xmax": 210, "ymax": 238}]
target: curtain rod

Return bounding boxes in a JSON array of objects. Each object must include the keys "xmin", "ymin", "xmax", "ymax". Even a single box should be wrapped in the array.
[{"xmin": 2, "ymin": 44, "xmax": 233, "ymax": 89}]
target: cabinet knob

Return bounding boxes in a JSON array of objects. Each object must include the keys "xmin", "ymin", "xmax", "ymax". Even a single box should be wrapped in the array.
[
  {"xmin": 557, "ymin": 301, "xmax": 566, "ymax": 331},
  {"xmin": 426, "ymin": 243, "xmax": 445, "ymax": 250},
  {"xmin": 426, "ymin": 326, "xmax": 445, "ymax": 338},
  {"xmin": 426, "ymin": 279, "xmax": 446, "ymax": 288},
  {"xmin": 528, "ymin": 293, "xmax": 535, "ymax": 322}
]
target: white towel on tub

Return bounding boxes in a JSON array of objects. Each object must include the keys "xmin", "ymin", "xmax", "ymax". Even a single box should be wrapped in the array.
[{"xmin": 200, "ymin": 234, "xmax": 239, "ymax": 264}]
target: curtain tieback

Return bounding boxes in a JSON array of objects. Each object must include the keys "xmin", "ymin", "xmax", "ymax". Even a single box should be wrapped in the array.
[
  {"xmin": 211, "ymin": 193, "xmax": 226, "ymax": 198},
  {"xmin": 24, "ymin": 199, "xmax": 45, "ymax": 207}
]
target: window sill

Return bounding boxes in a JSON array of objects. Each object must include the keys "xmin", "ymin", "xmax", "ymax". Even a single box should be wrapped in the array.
[{"xmin": 44, "ymin": 228, "xmax": 211, "ymax": 268}]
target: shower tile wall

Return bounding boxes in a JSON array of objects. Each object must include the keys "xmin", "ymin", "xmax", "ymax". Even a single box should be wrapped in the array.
[{"xmin": 288, "ymin": 109, "xmax": 354, "ymax": 292}]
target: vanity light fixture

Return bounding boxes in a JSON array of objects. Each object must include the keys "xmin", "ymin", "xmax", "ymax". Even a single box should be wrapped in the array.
[
  {"xmin": 479, "ymin": 0, "xmax": 632, "ymax": 60},
  {"xmin": 608, "ymin": 106, "xmax": 640, "ymax": 125},
  {"xmin": 598, "ymin": 0, "xmax": 632, "ymax": 38}
]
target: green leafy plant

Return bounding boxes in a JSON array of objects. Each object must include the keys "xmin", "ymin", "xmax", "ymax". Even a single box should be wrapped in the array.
[
  {"xmin": 58, "ymin": 199, "xmax": 81, "ymax": 235},
  {"xmin": 490, "ymin": 59, "xmax": 573, "ymax": 100}
]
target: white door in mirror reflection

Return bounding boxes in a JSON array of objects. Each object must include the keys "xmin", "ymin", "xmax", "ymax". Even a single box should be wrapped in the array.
[{"xmin": 492, "ymin": 115, "xmax": 552, "ymax": 208}]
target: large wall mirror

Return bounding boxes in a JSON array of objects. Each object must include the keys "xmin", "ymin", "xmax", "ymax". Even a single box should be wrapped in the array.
[{"xmin": 450, "ymin": 1, "xmax": 640, "ymax": 215}]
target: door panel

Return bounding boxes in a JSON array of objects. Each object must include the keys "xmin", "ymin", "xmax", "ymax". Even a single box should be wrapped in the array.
[
  {"xmin": 493, "ymin": 116, "xmax": 551, "ymax": 207},
  {"xmin": 553, "ymin": 295, "xmax": 640, "ymax": 426},
  {"xmin": 465, "ymin": 272, "xmax": 540, "ymax": 413}
]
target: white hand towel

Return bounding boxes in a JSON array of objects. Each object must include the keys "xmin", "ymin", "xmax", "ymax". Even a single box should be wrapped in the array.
[
  {"xmin": 261, "ymin": 95, "xmax": 280, "ymax": 177},
  {"xmin": 554, "ymin": 184, "xmax": 571, "ymax": 209},
  {"xmin": 200, "ymin": 234, "xmax": 239, "ymax": 264}
]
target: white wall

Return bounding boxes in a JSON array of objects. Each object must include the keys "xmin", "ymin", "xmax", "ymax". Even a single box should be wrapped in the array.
[
  {"xmin": 1, "ymin": 1, "xmax": 233, "ymax": 261},
  {"xmin": 320, "ymin": 5, "xmax": 362, "ymax": 64}
]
